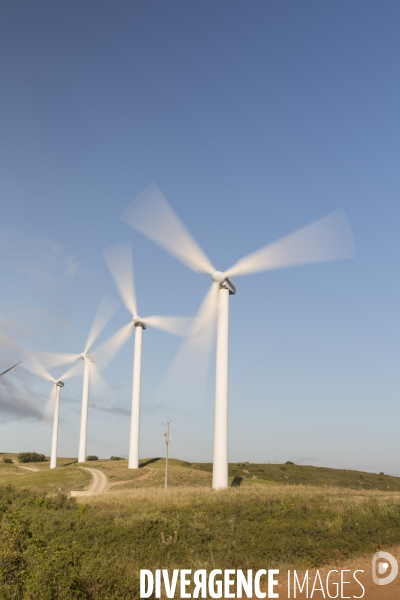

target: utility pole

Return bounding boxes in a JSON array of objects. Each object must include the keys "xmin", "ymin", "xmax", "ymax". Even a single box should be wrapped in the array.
[{"xmin": 163, "ymin": 418, "xmax": 175, "ymax": 489}]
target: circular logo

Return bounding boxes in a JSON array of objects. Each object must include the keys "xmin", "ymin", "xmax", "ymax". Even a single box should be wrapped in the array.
[{"xmin": 372, "ymin": 552, "xmax": 398, "ymax": 586}]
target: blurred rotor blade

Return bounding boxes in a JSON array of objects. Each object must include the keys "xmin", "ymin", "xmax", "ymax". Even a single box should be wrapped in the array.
[
  {"xmin": 141, "ymin": 315, "xmax": 192, "ymax": 337},
  {"xmin": 225, "ymin": 210, "xmax": 356, "ymax": 278},
  {"xmin": 152, "ymin": 282, "xmax": 219, "ymax": 415},
  {"xmin": 121, "ymin": 183, "xmax": 215, "ymax": 275},
  {"xmin": 89, "ymin": 362, "xmax": 115, "ymax": 408},
  {"xmin": 0, "ymin": 332, "xmax": 19, "ymax": 351},
  {"xmin": 84, "ymin": 296, "xmax": 120, "ymax": 353},
  {"xmin": 0, "ymin": 361, "xmax": 21, "ymax": 378},
  {"xmin": 93, "ymin": 322, "xmax": 133, "ymax": 371},
  {"xmin": 60, "ymin": 360, "xmax": 84, "ymax": 382},
  {"xmin": 103, "ymin": 241, "xmax": 137, "ymax": 316},
  {"xmin": 41, "ymin": 384, "xmax": 56, "ymax": 424},
  {"xmin": 34, "ymin": 351, "xmax": 79, "ymax": 368},
  {"xmin": 22, "ymin": 351, "xmax": 54, "ymax": 383}
]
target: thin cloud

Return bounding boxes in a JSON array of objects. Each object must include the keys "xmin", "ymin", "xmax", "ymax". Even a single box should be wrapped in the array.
[
  {"xmin": 92, "ymin": 401, "xmax": 168, "ymax": 417},
  {"xmin": 0, "ymin": 227, "xmax": 79, "ymax": 286},
  {"xmin": 0, "ymin": 376, "xmax": 43, "ymax": 422}
]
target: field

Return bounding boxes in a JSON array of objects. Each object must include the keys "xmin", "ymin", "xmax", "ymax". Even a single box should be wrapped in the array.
[{"xmin": 1, "ymin": 453, "xmax": 400, "ymax": 598}]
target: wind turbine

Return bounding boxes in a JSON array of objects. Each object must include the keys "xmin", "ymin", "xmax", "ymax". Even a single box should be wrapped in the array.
[
  {"xmin": 36, "ymin": 297, "xmax": 120, "ymax": 463},
  {"xmin": 102, "ymin": 240, "xmax": 190, "ymax": 469},
  {"xmin": 0, "ymin": 362, "xmax": 21, "ymax": 378},
  {"xmin": 120, "ymin": 183, "xmax": 356, "ymax": 489},
  {"xmin": 22, "ymin": 353, "xmax": 82, "ymax": 469}
]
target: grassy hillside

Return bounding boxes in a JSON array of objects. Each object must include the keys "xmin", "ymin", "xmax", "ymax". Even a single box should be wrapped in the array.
[
  {"xmin": 189, "ymin": 460, "xmax": 400, "ymax": 491},
  {"xmin": 2, "ymin": 482, "xmax": 400, "ymax": 598},
  {"xmin": 2, "ymin": 455, "xmax": 400, "ymax": 598},
  {"xmin": 0, "ymin": 453, "xmax": 91, "ymax": 493},
  {"xmin": 1, "ymin": 452, "xmax": 399, "ymax": 492}
]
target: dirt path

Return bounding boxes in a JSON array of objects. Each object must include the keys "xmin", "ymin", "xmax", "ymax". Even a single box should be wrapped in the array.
[
  {"xmin": 271, "ymin": 547, "xmax": 400, "ymax": 599},
  {"xmin": 70, "ymin": 467, "xmax": 109, "ymax": 497},
  {"xmin": 109, "ymin": 466, "xmax": 157, "ymax": 488},
  {"xmin": 136, "ymin": 466, "xmax": 156, "ymax": 481},
  {"xmin": 83, "ymin": 467, "xmax": 109, "ymax": 493},
  {"xmin": 15, "ymin": 464, "xmax": 39, "ymax": 472}
]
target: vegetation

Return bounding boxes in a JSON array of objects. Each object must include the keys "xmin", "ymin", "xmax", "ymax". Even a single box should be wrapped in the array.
[
  {"xmin": 17, "ymin": 452, "xmax": 46, "ymax": 463},
  {"xmin": 2, "ymin": 482, "xmax": 400, "ymax": 599},
  {"xmin": 109, "ymin": 456, "xmax": 123, "ymax": 461},
  {"xmin": 3, "ymin": 458, "xmax": 12, "ymax": 464},
  {"xmin": 0, "ymin": 456, "xmax": 91, "ymax": 494},
  {"xmin": 86, "ymin": 455, "xmax": 98, "ymax": 461},
  {"xmin": 188, "ymin": 460, "xmax": 400, "ymax": 491},
  {"xmin": 1, "ymin": 455, "xmax": 400, "ymax": 598}
]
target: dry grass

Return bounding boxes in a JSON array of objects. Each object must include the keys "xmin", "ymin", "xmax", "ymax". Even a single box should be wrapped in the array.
[
  {"xmin": 3, "ymin": 457, "xmax": 400, "ymax": 598},
  {"xmin": 0, "ymin": 453, "xmax": 90, "ymax": 493},
  {"xmin": 80, "ymin": 480, "xmax": 400, "ymax": 512}
]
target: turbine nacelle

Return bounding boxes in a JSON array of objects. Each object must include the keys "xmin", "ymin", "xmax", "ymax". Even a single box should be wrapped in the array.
[
  {"xmin": 132, "ymin": 316, "xmax": 146, "ymax": 329},
  {"xmin": 212, "ymin": 271, "xmax": 236, "ymax": 295},
  {"xmin": 56, "ymin": 381, "xmax": 64, "ymax": 388},
  {"xmin": 80, "ymin": 353, "xmax": 95, "ymax": 362}
]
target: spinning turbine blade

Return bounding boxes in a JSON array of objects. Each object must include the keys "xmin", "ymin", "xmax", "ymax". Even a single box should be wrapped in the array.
[
  {"xmin": 60, "ymin": 360, "xmax": 84, "ymax": 381},
  {"xmin": 153, "ymin": 283, "xmax": 219, "ymax": 414},
  {"xmin": 225, "ymin": 210, "xmax": 356, "ymax": 278},
  {"xmin": 0, "ymin": 362, "xmax": 21, "ymax": 378},
  {"xmin": 141, "ymin": 315, "xmax": 192, "ymax": 337},
  {"xmin": 0, "ymin": 332, "xmax": 18, "ymax": 350},
  {"xmin": 121, "ymin": 183, "xmax": 215, "ymax": 275},
  {"xmin": 22, "ymin": 351, "xmax": 54, "ymax": 382},
  {"xmin": 103, "ymin": 241, "xmax": 138, "ymax": 316},
  {"xmin": 93, "ymin": 322, "xmax": 133, "ymax": 371},
  {"xmin": 88, "ymin": 362, "xmax": 115, "ymax": 408},
  {"xmin": 34, "ymin": 351, "xmax": 79, "ymax": 368},
  {"xmin": 41, "ymin": 385, "xmax": 56, "ymax": 424},
  {"xmin": 84, "ymin": 296, "xmax": 120, "ymax": 353}
]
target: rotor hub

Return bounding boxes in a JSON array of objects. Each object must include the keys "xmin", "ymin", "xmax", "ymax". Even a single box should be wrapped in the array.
[
  {"xmin": 212, "ymin": 271, "xmax": 226, "ymax": 284},
  {"xmin": 80, "ymin": 353, "xmax": 95, "ymax": 362},
  {"xmin": 133, "ymin": 316, "xmax": 146, "ymax": 329}
]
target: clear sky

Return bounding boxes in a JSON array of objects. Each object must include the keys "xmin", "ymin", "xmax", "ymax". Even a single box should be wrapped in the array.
[{"xmin": 1, "ymin": 1, "xmax": 399, "ymax": 474}]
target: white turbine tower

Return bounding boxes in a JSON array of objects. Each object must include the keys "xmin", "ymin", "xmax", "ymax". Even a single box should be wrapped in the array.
[
  {"xmin": 22, "ymin": 353, "xmax": 82, "ymax": 468},
  {"xmin": 102, "ymin": 240, "xmax": 190, "ymax": 469},
  {"xmin": 121, "ymin": 183, "xmax": 356, "ymax": 489},
  {"xmin": 36, "ymin": 297, "xmax": 120, "ymax": 463}
]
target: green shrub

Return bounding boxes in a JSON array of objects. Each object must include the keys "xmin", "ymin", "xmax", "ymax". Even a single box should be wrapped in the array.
[
  {"xmin": 285, "ymin": 461, "xmax": 295, "ymax": 465},
  {"xmin": 3, "ymin": 484, "xmax": 400, "ymax": 598},
  {"xmin": 109, "ymin": 456, "xmax": 123, "ymax": 461},
  {"xmin": 17, "ymin": 452, "xmax": 45, "ymax": 463},
  {"xmin": 86, "ymin": 455, "xmax": 98, "ymax": 461},
  {"xmin": 3, "ymin": 458, "xmax": 12, "ymax": 464}
]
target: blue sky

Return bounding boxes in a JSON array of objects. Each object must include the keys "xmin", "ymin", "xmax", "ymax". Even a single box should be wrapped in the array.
[{"xmin": 0, "ymin": 1, "xmax": 399, "ymax": 474}]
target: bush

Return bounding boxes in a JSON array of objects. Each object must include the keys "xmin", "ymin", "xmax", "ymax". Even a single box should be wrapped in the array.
[
  {"xmin": 285, "ymin": 461, "xmax": 295, "ymax": 465},
  {"xmin": 109, "ymin": 456, "xmax": 122, "ymax": 461},
  {"xmin": 17, "ymin": 453, "xmax": 45, "ymax": 463},
  {"xmin": 3, "ymin": 458, "xmax": 12, "ymax": 464},
  {"xmin": 86, "ymin": 455, "xmax": 98, "ymax": 461},
  {"xmin": 3, "ymin": 484, "xmax": 400, "ymax": 598}
]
